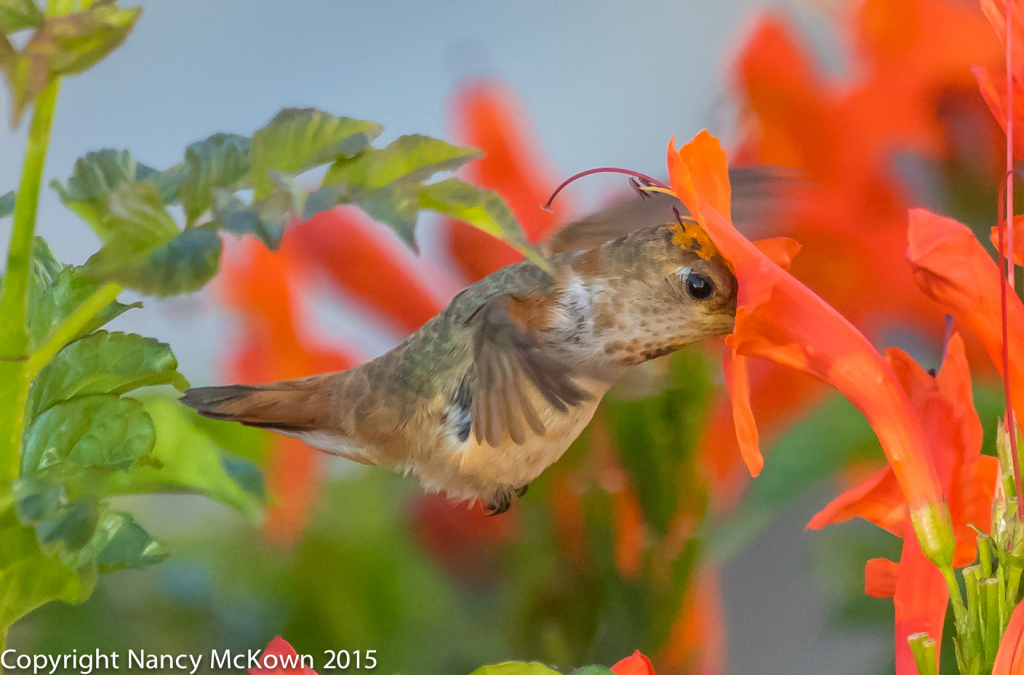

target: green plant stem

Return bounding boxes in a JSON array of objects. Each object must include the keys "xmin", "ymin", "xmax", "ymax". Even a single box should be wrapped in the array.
[
  {"xmin": 0, "ymin": 80, "xmax": 62, "ymax": 483},
  {"xmin": 25, "ymin": 283, "xmax": 122, "ymax": 380},
  {"xmin": 943, "ymin": 566, "xmax": 969, "ymax": 632}
]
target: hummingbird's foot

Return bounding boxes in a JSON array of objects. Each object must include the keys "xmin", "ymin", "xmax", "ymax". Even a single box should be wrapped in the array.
[{"xmin": 486, "ymin": 484, "xmax": 528, "ymax": 516}]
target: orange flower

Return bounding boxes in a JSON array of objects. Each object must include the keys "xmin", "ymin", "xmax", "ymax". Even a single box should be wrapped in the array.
[
  {"xmin": 892, "ymin": 524, "xmax": 950, "ymax": 675},
  {"xmin": 248, "ymin": 636, "xmax": 318, "ymax": 674},
  {"xmin": 908, "ymin": 209, "xmax": 1024, "ymax": 426},
  {"xmin": 444, "ymin": 81, "xmax": 571, "ymax": 280},
  {"xmin": 667, "ymin": 130, "xmax": 952, "ymax": 563},
  {"xmin": 993, "ymin": 600, "xmax": 1024, "ymax": 674},
  {"xmin": 702, "ymin": 0, "xmax": 1001, "ymax": 504},
  {"xmin": 657, "ymin": 565, "xmax": 724, "ymax": 675},
  {"xmin": 611, "ymin": 651, "xmax": 655, "ymax": 675},
  {"xmin": 807, "ymin": 334, "xmax": 1000, "ymax": 567},
  {"xmin": 975, "ymin": 0, "xmax": 1024, "ymax": 158}
]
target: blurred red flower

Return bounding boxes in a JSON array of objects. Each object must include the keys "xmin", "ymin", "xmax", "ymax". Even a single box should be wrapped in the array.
[
  {"xmin": 611, "ymin": 650, "xmax": 655, "ymax": 675},
  {"xmin": 248, "ymin": 636, "xmax": 318, "ymax": 675}
]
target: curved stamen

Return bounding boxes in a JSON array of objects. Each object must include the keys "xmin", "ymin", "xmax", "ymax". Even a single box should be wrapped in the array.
[{"xmin": 543, "ymin": 167, "xmax": 671, "ymax": 211}]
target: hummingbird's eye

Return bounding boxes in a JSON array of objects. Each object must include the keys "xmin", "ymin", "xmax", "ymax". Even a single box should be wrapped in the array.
[{"xmin": 686, "ymin": 273, "xmax": 714, "ymax": 301}]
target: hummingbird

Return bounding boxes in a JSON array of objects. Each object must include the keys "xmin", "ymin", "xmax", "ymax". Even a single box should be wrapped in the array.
[{"xmin": 179, "ymin": 168, "xmax": 781, "ymax": 514}]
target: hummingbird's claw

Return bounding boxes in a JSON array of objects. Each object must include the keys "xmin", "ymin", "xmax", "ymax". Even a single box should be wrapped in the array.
[{"xmin": 486, "ymin": 484, "xmax": 528, "ymax": 515}]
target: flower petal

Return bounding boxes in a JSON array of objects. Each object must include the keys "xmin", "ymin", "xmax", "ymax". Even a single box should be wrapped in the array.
[
  {"xmin": 908, "ymin": 209, "xmax": 1024, "ymax": 428},
  {"xmin": 990, "ymin": 220, "xmax": 1024, "ymax": 266},
  {"xmin": 893, "ymin": 524, "xmax": 949, "ymax": 675},
  {"xmin": 752, "ymin": 237, "xmax": 801, "ymax": 271},
  {"xmin": 993, "ymin": 598, "xmax": 1024, "ymax": 675},
  {"xmin": 722, "ymin": 350, "xmax": 762, "ymax": 476},
  {"xmin": 807, "ymin": 466, "xmax": 906, "ymax": 535},
  {"xmin": 865, "ymin": 557, "xmax": 900, "ymax": 598}
]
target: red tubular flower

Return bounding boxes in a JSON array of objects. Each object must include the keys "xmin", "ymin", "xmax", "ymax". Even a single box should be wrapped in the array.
[
  {"xmin": 667, "ymin": 130, "xmax": 953, "ymax": 565},
  {"xmin": 908, "ymin": 209, "xmax": 1024, "ymax": 426},
  {"xmin": 808, "ymin": 334, "xmax": 999, "ymax": 567},
  {"xmin": 976, "ymin": 0, "xmax": 1024, "ymax": 159},
  {"xmin": 444, "ymin": 81, "xmax": 571, "ymax": 280},
  {"xmin": 249, "ymin": 636, "xmax": 318, "ymax": 675},
  {"xmin": 993, "ymin": 600, "xmax": 1024, "ymax": 674},
  {"xmin": 611, "ymin": 651, "xmax": 656, "ymax": 675}
]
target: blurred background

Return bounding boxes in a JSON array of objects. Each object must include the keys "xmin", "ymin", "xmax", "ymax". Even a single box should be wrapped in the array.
[{"xmin": 1, "ymin": 0, "xmax": 1012, "ymax": 673}]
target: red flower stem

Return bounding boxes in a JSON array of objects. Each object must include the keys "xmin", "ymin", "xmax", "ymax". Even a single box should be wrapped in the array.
[
  {"xmin": 998, "ymin": 188, "xmax": 1023, "ymax": 516},
  {"xmin": 543, "ymin": 167, "xmax": 670, "ymax": 211}
]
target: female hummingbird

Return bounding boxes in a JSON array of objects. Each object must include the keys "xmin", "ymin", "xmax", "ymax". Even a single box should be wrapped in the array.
[{"xmin": 182, "ymin": 198, "xmax": 740, "ymax": 514}]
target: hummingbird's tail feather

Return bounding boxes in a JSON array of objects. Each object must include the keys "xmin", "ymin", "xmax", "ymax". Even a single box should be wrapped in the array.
[{"xmin": 180, "ymin": 375, "xmax": 335, "ymax": 433}]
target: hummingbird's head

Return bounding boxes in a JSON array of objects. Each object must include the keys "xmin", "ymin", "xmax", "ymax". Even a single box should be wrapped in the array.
[{"xmin": 562, "ymin": 219, "xmax": 736, "ymax": 367}]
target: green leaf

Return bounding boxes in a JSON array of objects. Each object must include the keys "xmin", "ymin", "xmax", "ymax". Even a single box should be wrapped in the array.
[
  {"xmin": 29, "ymin": 264, "xmax": 140, "ymax": 351},
  {"xmin": 93, "ymin": 510, "xmax": 169, "ymax": 572},
  {"xmin": 30, "ymin": 330, "xmax": 188, "ymax": 417},
  {"xmin": 29, "ymin": 235, "xmax": 62, "ymax": 287},
  {"xmin": 0, "ymin": 189, "xmax": 14, "ymax": 218},
  {"xmin": 248, "ymin": 107, "xmax": 381, "ymax": 199},
  {"xmin": 2, "ymin": 5, "xmax": 141, "ymax": 126},
  {"xmin": 33, "ymin": 496, "xmax": 98, "ymax": 552},
  {"xmin": 105, "ymin": 399, "xmax": 264, "ymax": 519},
  {"xmin": 21, "ymin": 394, "xmax": 155, "ymax": 475},
  {"xmin": 213, "ymin": 173, "xmax": 305, "ymax": 250},
  {"xmin": 177, "ymin": 133, "xmax": 251, "ymax": 224},
  {"xmin": 51, "ymin": 149, "xmax": 158, "ymax": 230},
  {"xmin": 468, "ymin": 663, "xmax": 561, "ymax": 675},
  {"xmin": 356, "ymin": 182, "xmax": 420, "ymax": 251},
  {"xmin": 0, "ymin": 0, "xmax": 42, "ymax": 33},
  {"xmin": 81, "ymin": 181, "xmax": 222, "ymax": 296},
  {"xmin": 324, "ymin": 134, "xmax": 481, "ymax": 190},
  {"xmin": 419, "ymin": 178, "xmax": 547, "ymax": 268},
  {"xmin": 0, "ymin": 510, "xmax": 92, "ymax": 632},
  {"xmin": 571, "ymin": 667, "xmax": 616, "ymax": 675}
]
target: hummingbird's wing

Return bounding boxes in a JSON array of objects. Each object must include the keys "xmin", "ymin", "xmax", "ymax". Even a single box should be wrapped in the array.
[
  {"xmin": 547, "ymin": 166, "xmax": 801, "ymax": 254},
  {"xmin": 470, "ymin": 294, "xmax": 591, "ymax": 447}
]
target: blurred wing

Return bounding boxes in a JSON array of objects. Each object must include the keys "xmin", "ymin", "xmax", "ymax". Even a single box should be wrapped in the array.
[
  {"xmin": 548, "ymin": 165, "xmax": 802, "ymax": 254},
  {"xmin": 470, "ymin": 294, "xmax": 590, "ymax": 446}
]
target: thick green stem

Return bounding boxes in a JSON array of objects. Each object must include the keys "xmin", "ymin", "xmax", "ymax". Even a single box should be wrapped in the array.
[
  {"xmin": 943, "ymin": 566, "xmax": 969, "ymax": 632},
  {"xmin": 25, "ymin": 283, "xmax": 122, "ymax": 380},
  {"xmin": 0, "ymin": 80, "xmax": 61, "ymax": 482}
]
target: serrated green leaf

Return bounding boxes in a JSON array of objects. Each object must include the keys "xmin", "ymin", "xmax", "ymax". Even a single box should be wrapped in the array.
[
  {"xmin": 468, "ymin": 663, "xmax": 561, "ymax": 675},
  {"xmin": 419, "ymin": 178, "xmax": 547, "ymax": 268},
  {"xmin": 0, "ymin": 510, "xmax": 92, "ymax": 632},
  {"xmin": 3, "ymin": 5, "xmax": 141, "ymax": 126},
  {"xmin": 177, "ymin": 133, "xmax": 251, "ymax": 224},
  {"xmin": 105, "ymin": 399, "xmax": 263, "ymax": 519},
  {"xmin": 357, "ymin": 182, "xmax": 420, "ymax": 251},
  {"xmin": 79, "ymin": 180, "xmax": 222, "ymax": 296},
  {"xmin": 93, "ymin": 511, "xmax": 169, "ymax": 572},
  {"xmin": 0, "ymin": 0, "xmax": 42, "ymax": 33},
  {"xmin": 51, "ymin": 149, "xmax": 157, "ymax": 230},
  {"xmin": 30, "ymin": 330, "xmax": 188, "ymax": 417},
  {"xmin": 29, "ymin": 235, "xmax": 62, "ymax": 286},
  {"xmin": 0, "ymin": 189, "xmax": 14, "ymax": 218},
  {"xmin": 29, "ymin": 264, "xmax": 140, "ymax": 351},
  {"xmin": 249, "ymin": 107, "xmax": 381, "ymax": 199},
  {"xmin": 33, "ymin": 496, "xmax": 98, "ymax": 551},
  {"xmin": 214, "ymin": 173, "xmax": 305, "ymax": 250},
  {"xmin": 21, "ymin": 394, "xmax": 155, "ymax": 475},
  {"xmin": 324, "ymin": 134, "xmax": 481, "ymax": 190}
]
